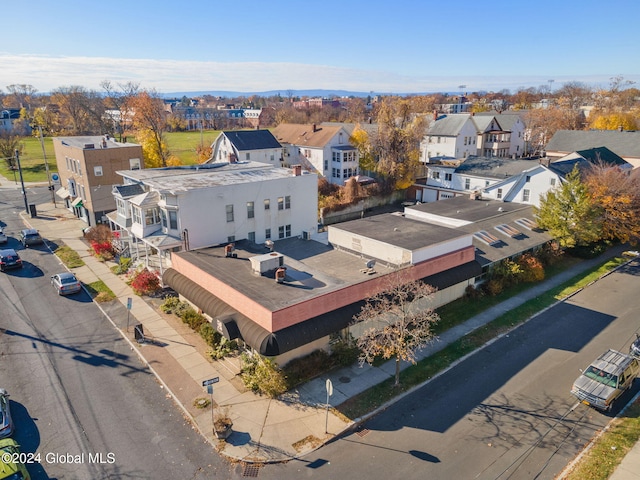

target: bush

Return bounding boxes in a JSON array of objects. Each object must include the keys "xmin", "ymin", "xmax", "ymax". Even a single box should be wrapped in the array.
[
  {"xmin": 569, "ymin": 241, "xmax": 608, "ymax": 259},
  {"xmin": 536, "ymin": 241, "xmax": 564, "ymax": 266},
  {"xmin": 207, "ymin": 336, "xmax": 238, "ymax": 360},
  {"xmin": 483, "ymin": 278, "xmax": 505, "ymax": 296},
  {"xmin": 129, "ymin": 268, "xmax": 161, "ymax": 295},
  {"xmin": 283, "ymin": 350, "xmax": 331, "ymax": 387},
  {"xmin": 160, "ymin": 296, "xmax": 181, "ymax": 314},
  {"xmin": 112, "ymin": 257, "xmax": 132, "ymax": 275},
  {"xmin": 240, "ymin": 353, "xmax": 287, "ymax": 398},
  {"xmin": 91, "ymin": 240, "xmax": 115, "ymax": 261},
  {"xmin": 173, "ymin": 301, "xmax": 192, "ymax": 319},
  {"xmin": 464, "ymin": 284, "xmax": 484, "ymax": 299},
  {"xmin": 517, "ymin": 253, "xmax": 545, "ymax": 283},
  {"xmin": 199, "ymin": 322, "xmax": 218, "ymax": 347},
  {"xmin": 330, "ymin": 335, "xmax": 359, "ymax": 367},
  {"xmin": 84, "ymin": 224, "xmax": 113, "ymax": 244},
  {"xmin": 181, "ymin": 308, "xmax": 206, "ymax": 330}
]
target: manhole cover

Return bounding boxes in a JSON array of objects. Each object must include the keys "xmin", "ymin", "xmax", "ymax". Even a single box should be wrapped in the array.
[
  {"xmin": 242, "ymin": 464, "xmax": 261, "ymax": 477},
  {"xmin": 339, "ymin": 376, "xmax": 351, "ymax": 383}
]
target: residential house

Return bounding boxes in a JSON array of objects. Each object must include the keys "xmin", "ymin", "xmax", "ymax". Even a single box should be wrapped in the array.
[
  {"xmin": 545, "ymin": 129, "xmax": 640, "ymax": 168},
  {"xmin": 272, "ymin": 123, "xmax": 359, "ymax": 186},
  {"xmin": 422, "ymin": 113, "xmax": 479, "ymax": 162},
  {"xmin": 481, "ymin": 147, "xmax": 630, "ymax": 207},
  {"xmin": 476, "ymin": 111, "xmax": 527, "ymax": 158},
  {"xmin": 53, "ymin": 135, "xmax": 143, "ymax": 227},
  {"xmin": 0, "ymin": 109, "xmax": 26, "ymax": 134},
  {"xmin": 108, "ymin": 162, "xmax": 318, "ymax": 274},
  {"xmin": 207, "ymin": 130, "xmax": 282, "ymax": 167},
  {"xmin": 411, "ymin": 156, "xmax": 540, "ymax": 203}
]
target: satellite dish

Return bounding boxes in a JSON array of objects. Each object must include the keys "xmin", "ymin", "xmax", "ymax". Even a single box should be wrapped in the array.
[{"xmin": 366, "ymin": 259, "xmax": 376, "ymax": 269}]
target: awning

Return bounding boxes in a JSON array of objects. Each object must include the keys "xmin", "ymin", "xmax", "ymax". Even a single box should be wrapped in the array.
[
  {"xmin": 56, "ymin": 187, "xmax": 70, "ymax": 199},
  {"xmin": 71, "ymin": 197, "xmax": 83, "ymax": 207}
]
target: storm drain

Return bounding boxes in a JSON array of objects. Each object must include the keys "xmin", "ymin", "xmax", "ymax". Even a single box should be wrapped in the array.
[
  {"xmin": 242, "ymin": 463, "xmax": 261, "ymax": 477},
  {"xmin": 356, "ymin": 428, "xmax": 371, "ymax": 437}
]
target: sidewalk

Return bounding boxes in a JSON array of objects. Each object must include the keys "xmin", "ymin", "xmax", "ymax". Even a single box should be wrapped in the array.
[{"xmin": 18, "ymin": 198, "xmax": 640, "ymax": 474}]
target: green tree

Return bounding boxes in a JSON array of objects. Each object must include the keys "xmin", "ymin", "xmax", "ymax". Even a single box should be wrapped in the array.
[
  {"xmin": 352, "ymin": 272, "xmax": 440, "ymax": 387},
  {"xmin": 534, "ymin": 166, "xmax": 603, "ymax": 248}
]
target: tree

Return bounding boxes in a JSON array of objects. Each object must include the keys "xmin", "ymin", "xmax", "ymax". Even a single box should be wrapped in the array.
[
  {"xmin": 585, "ymin": 164, "xmax": 640, "ymax": 244},
  {"xmin": 5, "ymin": 84, "xmax": 38, "ymax": 109},
  {"xmin": 101, "ymin": 80, "xmax": 139, "ymax": 138},
  {"xmin": 352, "ymin": 272, "xmax": 440, "ymax": 387},
  {"xmin": 589, "ymin": 112, "xmax": 638, "ymax": 131},
  {"xmin": 51, "ymin": 85, "xmax": 106, "ymax": 135},
  {"xmin": 0, "ymin": 132, "xmax": 22, "ymax": 168},
  {"xmin": 130, "ymin": 90, "xmax": 171, "ymax": 167},
  {"xmin": 534, "ymin": 166, "xmax": 603, "ymax": 248}
]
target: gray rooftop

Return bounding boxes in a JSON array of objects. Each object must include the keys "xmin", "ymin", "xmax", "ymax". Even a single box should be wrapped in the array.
[
  {"xmin": 427, "ymin": 114, "xmax": 472, "ymax": 136},
  {"xmin": 546, "ymin": 130, "xmax": 640, "ymax": 158},
  {"xmin": 455, "ymin": 156, "xmax": 542, "ymax": 179},
  {"xmin": 331, "ymin": 213, "xmax": 468, "ymax": 250},
  {"xmin": 117, "ymin": 161, "xmax": 304, "ymax": 192},
  {"xmin": 407, "ymin": 196, "xmax": 532, "ymax": 224},
  {"xmin": 56, "ymin": 136, "xmax": 140, "ymax": 149}
]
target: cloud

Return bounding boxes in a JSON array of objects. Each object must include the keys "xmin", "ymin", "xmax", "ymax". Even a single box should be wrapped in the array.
[{"xmin": 1, "ymin": 53, "xmax": 637, "ymax": 95}]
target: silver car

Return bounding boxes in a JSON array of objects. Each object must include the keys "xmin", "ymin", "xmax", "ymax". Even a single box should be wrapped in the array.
[
  {"xmin": 0, "ymin": 388, "xmax": 13, "ymax": 438},
  {"xmin": 51, "ymin": 272, "xmax": 82, "ymax": 295}
]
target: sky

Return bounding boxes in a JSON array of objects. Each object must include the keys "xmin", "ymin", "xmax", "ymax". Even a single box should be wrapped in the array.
[{"xmin": 1, "ymin": 0, "xmax": 639, "ymax": 96}]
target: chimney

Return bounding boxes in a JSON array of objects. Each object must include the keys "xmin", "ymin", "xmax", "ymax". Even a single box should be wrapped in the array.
[
  {"xmin": 312, "ymin": 123, "xmax": 317, "ymax": 132},
  {"xmin": 275, "ymin": 267, "xmax": 286, "ymax": 284},
  {"xmin": 433, "ymin": 110, "xmax": 438, "ymax": 121},
  {"xmin": 229, "ymin": 153, "xmax": 237, "ymax": 163},
  {"xmin": 619, "ymin": 125, "xmax": 624, "ymax": 132},
  {"xmin": 292, "ymin": 164, "xmax": 302, "ymax": 176}
]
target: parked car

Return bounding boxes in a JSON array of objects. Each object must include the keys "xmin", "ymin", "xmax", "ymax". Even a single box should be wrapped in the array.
[
  {"xmin": 630, "ymin": 334, "xmax": 640, "ymax": 360},
  {"xmin": 0, "ymin": 228, "xmax": 7, "ymax": 245},
  {"xmin": 51, "ymin": 272, "xmax": 82, "ymax": 295},
  {"xmin": 571, "ymin": 349, "xmax": 640, "ymax": 411},
  {"xmin": 18, "ymin": 228, "xmax": 43, "ymax": 247},
  {"xmin": 0, "ymin": 389, "xmax": 12, "ymax": 439},
  {"xmin": 0, "ymin": 249, "xmax": 22, "ymax": 272},
  {"xmin": 0, "ymin": 438, "xmax": 31, "ymax": 480}
]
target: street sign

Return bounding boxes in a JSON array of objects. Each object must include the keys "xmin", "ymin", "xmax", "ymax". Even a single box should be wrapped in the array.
[
  {"xmin": 202, "ymin": 377, "xmax": 219, "ymax": 387},
  {"xmin": 51, "ymin": 173, "xmax": 59, "ymax": 181},
  {"xmin": 127, "ymin": 297, "xmax": 132, "ymax": 310},
  {"xmin": 326, "ymin": 378, "xmax": 333, "ymax": 397}
]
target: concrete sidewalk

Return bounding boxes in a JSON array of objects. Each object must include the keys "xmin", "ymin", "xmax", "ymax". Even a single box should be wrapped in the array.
[{"xmin": 16, "ymin": 197, "xmax": 640, "ymax": 475}]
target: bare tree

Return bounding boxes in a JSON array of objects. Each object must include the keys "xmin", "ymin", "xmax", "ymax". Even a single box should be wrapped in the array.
[
  {"xmin": 352, "ymin": 272, "xmax": 440, "ymax": 386},
  {"xmin": 101, "ymin": 80, "xmax": 139, "ymax": 138}
]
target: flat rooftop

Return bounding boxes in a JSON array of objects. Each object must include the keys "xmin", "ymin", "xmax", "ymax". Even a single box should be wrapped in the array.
[
  {"xmin": 406, "ymin": 196, "xmax": 532, "ymax": 224},
  {"xmin": 174, "ymin": 236, "xmax": 400, "ymax": 313},
  {"xmin": 55, "ymin": 136, "xmax": 139, "ymax": 149}
]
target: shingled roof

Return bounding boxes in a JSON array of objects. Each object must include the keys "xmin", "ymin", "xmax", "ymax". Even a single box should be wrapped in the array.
[
  {"xmin": 546, "ymin": 130, "xmax": 640, "ymax": 159},
  {"xmin": 272, "ymin": 123, "xmax": 345, "ymax": 148},
  {"xmin": 222, "ymin": 129, "xmax": 281, "ymax": 151}
]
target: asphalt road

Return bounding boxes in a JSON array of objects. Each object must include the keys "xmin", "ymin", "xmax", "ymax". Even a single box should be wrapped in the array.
[
  {"xmin": 0, "ymin": 188, "xmax": 235, "ymax": 479},
  {"xmin": 257, "ymin": 258, "xmax": 640, "ymax": 479}
]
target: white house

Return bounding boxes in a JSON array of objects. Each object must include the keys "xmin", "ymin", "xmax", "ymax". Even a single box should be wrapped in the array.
[
  {"xmin": 208, "ymin": 130, "xmax": 282, "ymax": 167},
  {"xmin": 107, "ymin": 162, "xmax": 318, "ymax": 273},
  {"xmin": 272, "ymin": 123, "xmax": 359, "ymax": 186},
  {"xmin": 476, "ymin": 112, "xmax": 527, "ymax": 158},
  {"xmin": 422, "ymin": 113, "xmax": 479, "ymax": 162}
]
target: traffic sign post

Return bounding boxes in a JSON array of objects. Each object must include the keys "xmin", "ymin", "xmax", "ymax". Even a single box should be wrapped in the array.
[
  {"xmin": 325, "ymin": 378, "xmax": 333, "ymax": 434},
  {"xmin": 126, "ymin": 297, "xmax": 132, "ymax": 332},
  {"xmin": 203, "ymin": 377, "xmax": 220, "ymax": 435}
]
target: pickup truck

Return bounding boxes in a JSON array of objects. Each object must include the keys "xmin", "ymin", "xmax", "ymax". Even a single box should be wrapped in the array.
[{"xmin": 571, "ymin": 349, "xmax": 639, "ymax": 411}]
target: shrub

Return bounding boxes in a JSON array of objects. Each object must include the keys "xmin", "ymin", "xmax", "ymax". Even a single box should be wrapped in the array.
[
  {"xmin": 536, "ymin": 241, "xmax": 564, "ymax": 266},
  {"xmin": 173, "ymin": 301, "xmax": 192, "ymax": 319},
  {"xmin": 91, "ymin": 240, "xmax": 115, "ymax": 260},
  {"xmin": 464, "ymin": 284, "xmax": 484, "ymax": 299},
  {"xmin": 517, "ymin": 253, "xmax": 545, "ymax": 282},
  {"xmin": 283, "ymin": 350, "xmax": 331, "ymax": 387},
  {"xmin": 129, "ymin": 268, "xmax": 161, "ymax": 295},
  {"xmin": 112, "ymin": 257, "xmax": 132, "ymax": 275},
  {"xmin": 240, "ymin": 353, "xmax": 287, "ymax": 398},
  {"xmin": 182, "ymin": 308, "xmax": 206, "ymax": 330},
  {"xmin": 207, "ymin": 336, "xmax": 238, "ymax": 360},
  {"xmin": 199, "ymin": 322, "xmax": 218, "ymax": 347},
  {"xmin": 330, "ymin": 335, "xmax": 359, "ymax": 367},
  {"xmin": 483, "ymin": 278, "xmax": 504, "ymax": 296},
  {"xmin": 160, "ymin": 296, "xmax": 181, "ymax": 314}
]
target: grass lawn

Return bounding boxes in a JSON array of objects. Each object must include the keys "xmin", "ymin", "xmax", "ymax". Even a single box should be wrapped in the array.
[{"xmin": 0, "ymin": 131, "xmax": 221, "ymax": 183}]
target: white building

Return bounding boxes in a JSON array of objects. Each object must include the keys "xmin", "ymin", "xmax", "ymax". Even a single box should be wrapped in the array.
[
  {"xmin": 272, "ymin": 123, "xmax": 359, "ymax": 186},
  {"xmin": 108, "ymin": 162, "xmax": 318, "ymax": 273},
  {"xmin": 208, "ymin": 130, "xmax": 282, "ymax": 167}
]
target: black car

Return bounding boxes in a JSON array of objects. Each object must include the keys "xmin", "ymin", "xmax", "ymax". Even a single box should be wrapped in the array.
[
  {"xmin": 19, "ymin": 228, "xmax": 43, "ymax": 247},
  {"xmin": 0, "ymin": 249, "xmax": 23, "ymax": 271}
]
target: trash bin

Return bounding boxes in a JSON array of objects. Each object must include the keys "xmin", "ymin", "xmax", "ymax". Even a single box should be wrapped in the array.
[
  {"xmin": 29, "ymin": 204, "xmax": 37, "ymax": 218},
  {"xmin": 134, "ymin": 324, "xmax": 145, "ymax": 343}
]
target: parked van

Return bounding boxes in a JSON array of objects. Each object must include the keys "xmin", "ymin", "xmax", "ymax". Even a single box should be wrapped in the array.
[{"xmin": 571, "ymin": 349, "xmax": 639, "ymax": 411}]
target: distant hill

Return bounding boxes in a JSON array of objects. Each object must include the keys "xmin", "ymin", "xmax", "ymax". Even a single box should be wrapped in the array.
[{"xmin": 163, "ymin": 89, "xmax": 398, "ymax": 98}]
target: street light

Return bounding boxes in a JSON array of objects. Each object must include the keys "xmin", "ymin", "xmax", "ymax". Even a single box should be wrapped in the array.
[
  {"xmin": 38, "ymin": 126, "xmax": 56, "ymax": 206},
  {"xmin": 14, "ymin": 149, "xmax": 29, "ymax": 214}
]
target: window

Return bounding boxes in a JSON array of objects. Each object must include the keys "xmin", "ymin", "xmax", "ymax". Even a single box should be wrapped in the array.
[
  {"xmin": 550, "ymin": 178, "xmax": 556, "ymax": 186},
  {"xmin": 116, "ymin": 198, "xmax": 127, "ymax": 216},
  {"xmin": 285, "ymin": 196, "xmax": 291, "ymax": 209},
  {"xmin": 497, "ymin": 188, "xmax": 503, "ymax": 199},
  {"xmin": 94, "ymin": 166, "xmax": 103, "ymax": 176},
  {"xmin": 465, "ymin": 178, "xmax": 470, "ymax": 190},
  {"xmin": 285, "ymin": 224, "xmax": 291, "ymax": 237},
  {"xmin": 525, "ymin": 175, "xmax": 531, "ymax": 183},
  {"xmin": 444, "ymin": 173, "xmax": 452, "ymax": 181},
  {"xmin": 247, "ymin": 201, "xmax": 254, "ymax": 219},
  {"xmin": 226, "ymin": 204, "xmax": 234, "ymax": 222},
  {"xmin": 277, "ymin": 197, "xmax": 284, "ymax": 210},
  {"xmin": 324, "ymin": 160, "xmax": 328, "ymax": 170},
  {"xmin": 278, "ymin": 226, "xmax": 285, "ymax": 239},
  {"xmin": 265, "ymin": 228, "xmax": 271, "ymax": 240},
  {"xmin": 248, "ymin": 231, "xmax": 255, "ymax": 242},
  {"xmin": 485, "ymin": 181, "xmax": 490, "ymax": 187},
  {"xmin": 227, "ymin": 236, "xmax": 235, "ymax": 243},
  {"xmin": 264, "ymin": 198, "xmax": 270, "ymax": 210},
  {"xmin": 270, "ymin": 154, "xmax": 275, "ymax": 162},
  {"xmin": 431, "ymin": 171, "xmax": 440, "ymax": 180},
  {"xmin": 145, "ymin": 207, "xmax": 160, "ymax": 226},
  {"xmin": 169, "ymin": 210, "xmax": 178, "ymax": 229},
  {"xmin": 523, "ymin": 189, "xmax": 530, "ymax": 202},
  {"xmin": 160, "ymin": 209, "xmax": 167, "ymax": 228},
  {"xmin": 132, "ymin": 206, "xmax": 142, "ymax": 225}
]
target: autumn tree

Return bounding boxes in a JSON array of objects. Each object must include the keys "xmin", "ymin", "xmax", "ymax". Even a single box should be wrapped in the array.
[
  {"xmin": 524, "ymin": 107, "xmax": 585, "ymax": 155},
  {"xmin": 354, "ymin": 97, "xmax": 426, "ymax": 192},
  {"xmin": 5, "ymin": 84, "xmax": 38, "ymax": 109},
  {"xmin": 130, "ymin": 90, "xmax": 172, "ymax": 167},
  {"xmin": 534, "ymin": 166, "xmax": 603, "ymax": 248},
  {"xmin": 585, "ymin": 164, "xmax": 640, "ymax": 244},
  {"xmin": 101, "ymin": 80, "xmax": 139, "ymax": 138},
  {"xmin": 352, "ymin": 272, "xmax": 440, "ymax": 387},
  {"xmin": 51, "ymin": 85, "xmax": 106, "ymax": 135},
  {"xmin": 0, "ymin": 132, "xmax": 22, "ymax": 168},
  {"xmin": 589, "ymin": 112, "xmax": 638, "ymax": 131}
]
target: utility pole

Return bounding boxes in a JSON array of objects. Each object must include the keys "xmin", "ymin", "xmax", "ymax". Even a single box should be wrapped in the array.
[
  {"xmin": 38, "ymin": 126, "xmax": 56, "ymax": 206},
  {"xmin": 15, "ymin": 149, "xmax": 29, "ymax": 214}
]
